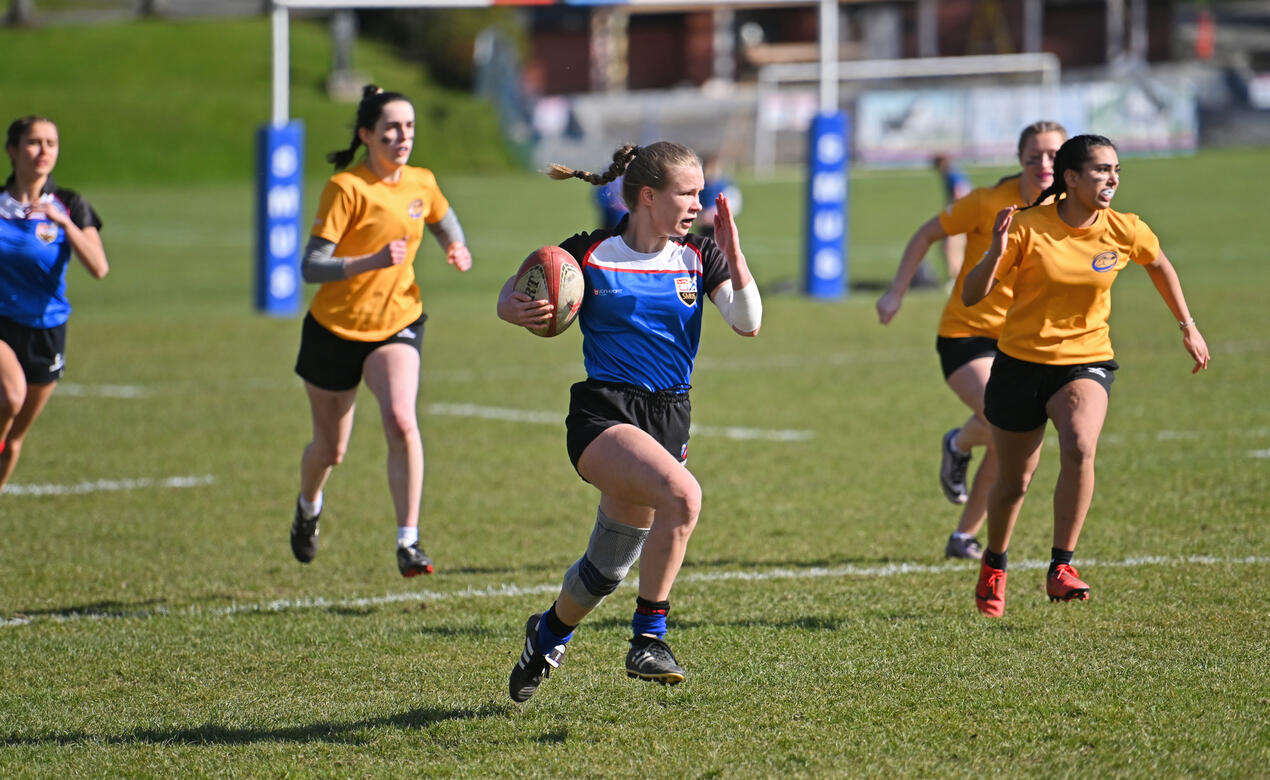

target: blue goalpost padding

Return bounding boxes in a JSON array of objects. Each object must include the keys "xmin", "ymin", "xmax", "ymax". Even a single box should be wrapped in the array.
[
  {"xmin": 804, "ymin": 110, "xmax": 849, "ymax": 300},
  {"xmin": 254, "ymin": 121, "xmax": 305, "ymax": 317}
]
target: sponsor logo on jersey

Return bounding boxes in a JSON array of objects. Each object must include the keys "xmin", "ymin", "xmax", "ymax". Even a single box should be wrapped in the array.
[
  {"xmin": 408, "ymin": 199, "xmax": 425, "ymax": 219},
  {"xmin": 1091, "ymin": 251, "xmax": 1118, "ymax": 272},
  {"xmin": 675, "ymin": 277, "xmax": 698, "ymax": 307},
  {"xmin": 35, "ymin": 222, "xmax": 58, "ymax": 244},
  {"xmin": 592, "ymin": 288, "xmax": 622, "ymax": 296}
]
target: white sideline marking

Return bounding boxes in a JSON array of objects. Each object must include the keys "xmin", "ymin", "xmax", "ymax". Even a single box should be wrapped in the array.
[
  {"xmin": 56, "ymin": 383, "xmax": 153, "ymax": 399},
  {"xmin": 1, "ymin": 474, "xmax": 215, "ymax": 496},
  {"xmin": 2, "ymin": 554, "xmax": 1265, "ymax": 628},
  {"xmin": 427, "ymin": 402, "xmax": 814, "ymax": 442},
  {"xmin": 1250, "ymin": 449, "xmax": 1270, "ymax": 459}
]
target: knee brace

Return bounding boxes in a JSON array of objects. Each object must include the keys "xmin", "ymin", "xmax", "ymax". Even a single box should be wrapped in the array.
[{"xmin": 562, "ymin": 508, "xmax": 650, "ymax": 609}]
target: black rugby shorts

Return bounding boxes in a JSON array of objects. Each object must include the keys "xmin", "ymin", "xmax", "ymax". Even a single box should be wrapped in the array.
[{"xmin": 984, "ymin": 352, "xmax": 1118, "ymax": 432}]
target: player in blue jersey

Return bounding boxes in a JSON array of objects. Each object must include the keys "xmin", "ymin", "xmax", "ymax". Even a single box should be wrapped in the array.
[
  {"xmin": 0, "ymin": 116, "xmax": 109, "ymax": 491},
  {"xmin": 496, "ymin": 141, "xmax": 763, "ymax": 702}
]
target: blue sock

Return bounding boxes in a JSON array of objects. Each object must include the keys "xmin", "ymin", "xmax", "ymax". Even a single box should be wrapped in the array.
[
  {"xmin": 537, "ymin": 604, "xmax": 573, "ymax": 651},
  {"xmin": 632, "ymin": 597, "xmax": 670, "ymax": 639}
]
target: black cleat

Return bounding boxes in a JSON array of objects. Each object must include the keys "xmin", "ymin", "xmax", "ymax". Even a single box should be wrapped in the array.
[
  {"xmin": 940, "ymin": 428, "xmax": 971, "ymax": 505},
  {"xmin": 396, "ymin": 542, "xmax": 434, "ymax": 577},
  {"xmin": 509, "ymin": 613, "xmax": 566, "ymax": 703},
  {"xmin": 625, "ymin": 634, "xmax": 685, "ymax": 685},
  {"xmin": 290, "ymin": 499, "xmax": 319, "ymax": 563}
]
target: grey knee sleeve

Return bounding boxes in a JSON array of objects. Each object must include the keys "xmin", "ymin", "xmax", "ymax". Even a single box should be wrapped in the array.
[{"xmin": 561, "ymin": 508, "xmax": 650, "ymax": 609}]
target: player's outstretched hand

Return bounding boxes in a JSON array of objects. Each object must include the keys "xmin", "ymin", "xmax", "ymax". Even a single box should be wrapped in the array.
[
  {"xmin": 448, "ymin": 242, "xmax": 472, "ymax": 272},
  {"xmin": 712, "ymin": 194, "xmax": 741, "ymax": 259}
]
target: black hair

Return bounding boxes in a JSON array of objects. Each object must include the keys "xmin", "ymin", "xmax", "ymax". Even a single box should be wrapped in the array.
[
  {"xmin": 546, "ymin": 141, "xmax": 700, "ymax": 212},
  {"xmin": 1029, "ymin": 134, "xmax": 1117, "ymax": 207},
  {"xmin": 326, "ymin": 85, "xmax": 412, "ymax": 171}
]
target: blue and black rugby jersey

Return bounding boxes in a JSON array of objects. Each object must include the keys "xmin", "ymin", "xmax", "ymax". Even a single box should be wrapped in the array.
[
  {"xmin": 560, "ymin": 216, "xmax": 731, "ymax": 392},
  {"xmin": 0, "ymin": 176, "xmax": 102, "ymax": 328}
]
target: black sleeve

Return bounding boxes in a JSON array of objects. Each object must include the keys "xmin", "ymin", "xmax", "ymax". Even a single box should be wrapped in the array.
[
  {"xmin": 55, "ymin": 187, "xmax": 103, "ymax": 231},
  {"xmin": 696, "ymin": 235, "xmax": 731, "ymax": 294},
  {"xmin": 558, "ymin": 228, "xmax": 608, "ymax": 265}
]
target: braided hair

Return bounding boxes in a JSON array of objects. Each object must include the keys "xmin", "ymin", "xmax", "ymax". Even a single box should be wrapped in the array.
[
  {"xmin": 326, "ymin": 84, "xmax": 412, "ymax": 171},
  {"xmin": 546, "ymin": 141, "xmax": 700, "ymax": 212},
  {"xmin": 1029, "ymin": 133, "xmax": 1116, "ymax": 208}
]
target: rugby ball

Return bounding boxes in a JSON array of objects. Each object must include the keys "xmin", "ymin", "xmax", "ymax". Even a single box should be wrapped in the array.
[{"xmin": 513, "ymin": 246, "xmax": 584, "ymax": 337}]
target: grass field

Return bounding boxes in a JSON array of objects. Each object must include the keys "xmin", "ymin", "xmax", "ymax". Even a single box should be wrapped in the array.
[{"xmin": 0, "ymin": 142, "xmax": 1266, "ymax": 775}]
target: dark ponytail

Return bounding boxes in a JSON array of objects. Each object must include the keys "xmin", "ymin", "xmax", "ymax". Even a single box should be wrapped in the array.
[
  {"xmin": 326, "ymin": 84, "xmax": 412, "ymax": 171},
  {"xmin": 1029, "ymin": 133, "xmax": 1116, "ymax": 207}
]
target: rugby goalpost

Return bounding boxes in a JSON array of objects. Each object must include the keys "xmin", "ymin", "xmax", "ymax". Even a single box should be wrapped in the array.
[{"xmin": 256, "ymin": 0, "xmax": 848, "ymax": 316}]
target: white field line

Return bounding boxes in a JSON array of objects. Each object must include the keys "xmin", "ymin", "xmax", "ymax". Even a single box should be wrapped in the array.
[
  {"xmin": 56, "ymin": 382, "xmax": 153, "ymax": 399},
  {"xmin": 2, "ymin": 554, "xmax": 1265, "ymax": 629},
  {"xmin": 1, "ymin": 474, "xmax": 215, "ymax": 496},
  {"xmin": 427, "ymin": 402, "xmax": 814, "ymax": 442}
]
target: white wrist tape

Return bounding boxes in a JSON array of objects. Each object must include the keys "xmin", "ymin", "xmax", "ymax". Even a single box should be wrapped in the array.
[{"xmin": 713, "ymin": 279, "xmax": 762, "ymax": 332}]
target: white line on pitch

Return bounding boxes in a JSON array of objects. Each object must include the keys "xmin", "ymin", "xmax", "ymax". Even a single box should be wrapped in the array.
[
  {"xmin": 426, "ymin": 402, "xmax": 814, "ymax": 442},
  {"xmin": 2, "ymin": 554, "xmax": 1264, "ymax": 628},
  {"xmin": 56, "ymin": 383, "xmax": 153, "ymax": 399},
  {"xmin": 1, "ymin": 474, "xmax": 215, "ymax": 497}
]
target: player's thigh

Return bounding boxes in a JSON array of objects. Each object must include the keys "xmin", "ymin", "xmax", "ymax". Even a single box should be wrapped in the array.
[
  {"xmin": 362, "ymin": 343, "xmax": 422, "ymax": 437},
  {"xmin": 990, "ymin": 423, "xmax": 1046, "ymax": 486},
  {"xmin": 946, "ymin": 355, "xmax": 994, "ymax": 418},
  {"xmin": 7, "ymin": 380, "xmax": 57, "ymax": 439},
  {"xmin": 1045, "ymin": 379, "xmax": 1109, "ymax": 458},
  {"xmin": 304, "ymin": 382, "xmax": 358, "ymax": 447},
  {"xmin": 579, "ymin": 423, "xmax": 699, "ymax": 514},
  {"xmin": 0, "ymin": 340, "xmax": 26, "ymax": 416}
]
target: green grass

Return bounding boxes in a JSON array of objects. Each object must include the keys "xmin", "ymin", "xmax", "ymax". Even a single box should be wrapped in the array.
[
  {"xmin": 0, "ymin": 145, "xmax": 1266, "ymax": 776},
  {"xmin": 0, "ymin": 16, "xmax": 514, "ymax": 185}
]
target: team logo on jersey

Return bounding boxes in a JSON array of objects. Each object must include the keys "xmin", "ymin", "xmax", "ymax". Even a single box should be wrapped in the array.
[
  {"xmin": 1091, "ymin": 251, "xmax": 1118, "ymax": 272},
  {"xmin": 408, "ymin": 198, "xmax": 425, "ymax": 219},
  {"xmin": 35, "ymin": 222, "xmax": 58, "ymax": 244},
  {"xmin": 675, "ymin": 277, "xmax": 698, "ymax": 307}
]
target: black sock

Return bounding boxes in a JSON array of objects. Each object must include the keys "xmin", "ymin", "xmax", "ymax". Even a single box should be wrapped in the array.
[
  {"xmin": 984, "ymin": 548, "xmax": 1007, "ymax": 570},
  {"xmin": 543, "ymin": 602, "xmax": 576, "ymax": 637},
  {"xmin": 1049, "ymin": 548, "xmax": 1074, "ymax": 575}
]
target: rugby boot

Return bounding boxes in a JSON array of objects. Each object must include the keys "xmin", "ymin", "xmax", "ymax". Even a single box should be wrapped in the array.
[
  {"xmin": 396, "ymin": 542, "xmax": 434, "ymax": 577},
  {"xmin": 509, "ymin": 613, "xmax": 567, "ymax": 703},
  {"xmin": 290, "ymin": 499, "xmax": 319, "ymax": 563},
  {"xmin": 945, "ymin": 534, "xmax": 984, "ymax": 560},
  {"xmin": 975, "ymin": 560, "xmax": 1007, "ymax": 617},
  {"xmin": 940, "ymin": 428, "xmax": 971, "ymax": 505},
  {"xmin": 625, "ymin": 634, "xmax": 685, "ymax": 685},
  {"xmin": 1046, "ymin": 563, "xmax": 1091, "ymax": 602}
]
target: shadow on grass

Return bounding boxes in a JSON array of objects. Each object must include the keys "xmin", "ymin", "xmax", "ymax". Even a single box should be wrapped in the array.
[{"xmin": 0, "ymin": 703, "xmax": 511, "ymax": 747}]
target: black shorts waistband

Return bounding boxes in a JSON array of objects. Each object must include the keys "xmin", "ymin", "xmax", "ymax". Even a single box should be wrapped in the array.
[{"xmin": 582, "ymin": 378, "xmax": 691, "ymax": 403}]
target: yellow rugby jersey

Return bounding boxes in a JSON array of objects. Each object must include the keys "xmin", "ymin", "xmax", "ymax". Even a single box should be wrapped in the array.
[
  {"xmin": 937, "ymin": 175, "xmax": 1036, "ymax": 339},
  {"xmin": 995, "ymin": 202, "xmax": 1161, "ymax": 365},
  {"xmin": 308, "ymin": 164, "xmax": 450, "ymax": 341}
]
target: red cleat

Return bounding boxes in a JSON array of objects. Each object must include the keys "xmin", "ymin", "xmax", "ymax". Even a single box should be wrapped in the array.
[
  {"xmin": 975, "ymin": 561, "xmax": 1007, "ymax": 617},
  {"xmin": 1047, "ymin": 563, "xmax": 1090, "ymax": 602}
]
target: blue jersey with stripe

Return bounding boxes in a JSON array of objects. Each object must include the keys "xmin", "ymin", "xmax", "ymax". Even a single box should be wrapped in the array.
[
  {"xmin": 560, "ymin": 219, "xmax": 731, "ymax": 391},
  {"xmin": 0, "ymin": 180, "xmax": 101, "ymax": 328}
]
